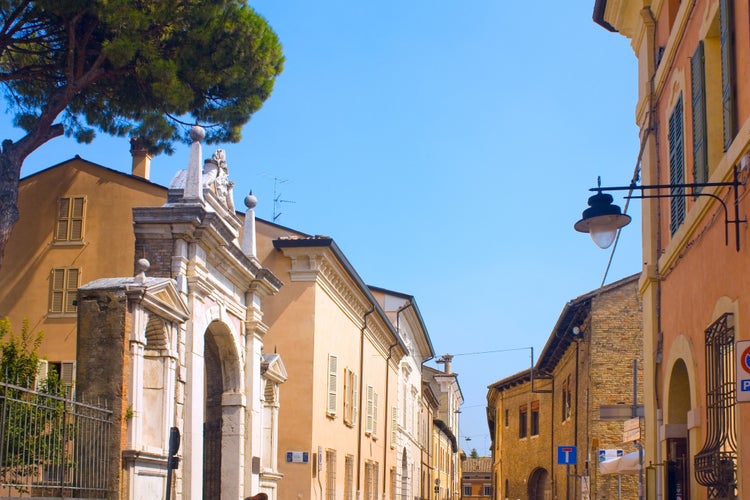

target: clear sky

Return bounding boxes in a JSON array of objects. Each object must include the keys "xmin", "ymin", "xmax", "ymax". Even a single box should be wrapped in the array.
[{"xmin": 3, "ymin": 2, "xmax": 642, "ymax": 455}]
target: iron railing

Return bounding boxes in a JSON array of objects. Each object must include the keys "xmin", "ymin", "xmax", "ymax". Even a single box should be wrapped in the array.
[{"xmin": 0, "ymin": 381, "xmax": 112, "ymax": 498}]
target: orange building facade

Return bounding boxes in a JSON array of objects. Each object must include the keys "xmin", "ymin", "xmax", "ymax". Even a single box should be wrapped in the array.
[{"xmin": 595, "ymin": 1, "xmax": 750, "ymax": 498}]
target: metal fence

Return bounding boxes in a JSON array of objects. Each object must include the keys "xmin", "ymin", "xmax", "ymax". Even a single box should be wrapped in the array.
[{"xmin": 0, "ymin": 381, "xmax": 112, "ymax": 498}]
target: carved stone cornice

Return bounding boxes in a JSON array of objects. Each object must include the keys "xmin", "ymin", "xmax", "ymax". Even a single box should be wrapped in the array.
[{"xmin": 276, "ymin": 242, "xmax": 404, "ymax": 357}]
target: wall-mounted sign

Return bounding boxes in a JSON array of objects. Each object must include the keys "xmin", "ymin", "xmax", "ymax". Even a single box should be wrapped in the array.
[
  {"xmin": 623, "ymin": 417, "xmax": 640, "ymax": 442},
  {"xmin": 286, "ymin": 451, "xmax": 309, "ymax": 463},
  {"xmin": 737, "ymin": 340, "xmax": 750, "ymax": 403},
  {"xmin": 558, "ymin": 446, "xmax": 577, "ymax": 465}
]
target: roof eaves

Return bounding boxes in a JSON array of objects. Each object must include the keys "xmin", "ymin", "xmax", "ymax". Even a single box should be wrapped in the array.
[
  {"xmin": 273, "ymin": 237, "xmax": 407, "ymax": 353},
  {"xmin": 593, "ymin": 0, "xmax": 617, "ymax": 32}
]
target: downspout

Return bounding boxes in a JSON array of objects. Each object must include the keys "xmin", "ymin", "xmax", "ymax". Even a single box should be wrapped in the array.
[
  {"xmin": 580, "ymin": 336, "xmax": 584, "ymax": 500},
  {"xmin": 357, "ymin": 307, "xmax": 375, "ymax": 499},
  {"xmin": 382, "ymin": 301, "xmax": 413, "ymax": 498}
]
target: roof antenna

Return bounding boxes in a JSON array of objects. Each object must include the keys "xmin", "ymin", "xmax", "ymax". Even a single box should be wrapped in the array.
[{"xmin": 272, "ymin": 177, "xmax": 295, "ymax": 222}]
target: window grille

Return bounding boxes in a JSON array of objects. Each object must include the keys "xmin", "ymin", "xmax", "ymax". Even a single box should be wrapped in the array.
[
  {"xmin": 326, "ymin": 450, "xmax": 336, "ymax": 500},
  {"xmin": 694, "ymin": 313, "xmax": 737, "ymax": 498},
  {"xmin": 344, "ymin": 455, "xmax": 354, "ymax": 500}
]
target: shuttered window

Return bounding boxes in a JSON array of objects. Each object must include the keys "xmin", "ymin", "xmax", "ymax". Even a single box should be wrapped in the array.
[
  {"xmin": 366, "ymin": 385, "xmax": 378, "ymax": 436},
  {"xmin": 669, "ymin": 96, "xmax": 686, "ymax": 235},
  {"xmin": 343, "ymin": 368, "xmax": 358, "ymax": 426},
  {"xmin": 55, "ymin": 197, "xmax": 85, "ymax": 242},
  {"xmin": 691, "ymin": 42, "xmax": 708, "ymax": 187},
  {"xmin": 327, "ymin": 354, "xmax": 338, "ymax": 416},
  {"xmin": 719, "ymin": 0, "xmax": 736, "ymax": 151},
  {"xmin": 49, "ymin": 268, "xmax": 80, "ymax": 314}
]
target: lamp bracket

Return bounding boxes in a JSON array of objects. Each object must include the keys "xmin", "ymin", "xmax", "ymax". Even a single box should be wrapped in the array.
[{"xmin": 590, "ymin": 166, "xmax": 746, "ymax": 251}]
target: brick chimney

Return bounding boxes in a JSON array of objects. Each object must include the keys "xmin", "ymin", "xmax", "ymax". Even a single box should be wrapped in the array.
[{"xmin": 130, "ymin": 137, "xmax": 152, "ymax": 180}]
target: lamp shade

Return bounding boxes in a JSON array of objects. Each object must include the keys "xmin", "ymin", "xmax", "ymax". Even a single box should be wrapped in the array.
[{"xmin": 574, "ymin": 192, "xmax": 631, "ymax": 249}]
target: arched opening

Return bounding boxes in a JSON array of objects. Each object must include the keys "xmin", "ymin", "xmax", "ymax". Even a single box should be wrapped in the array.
[
  {"xmin": 527, "ymin": 467, "xmax": 550, "ymax": 500},
  {"xmin": 202, "ymin": 320, "xmax": 242, "ymax": 499},
  {"xmin": 665, "ymin": 359, "xmax": 690, "ymax": 500}
]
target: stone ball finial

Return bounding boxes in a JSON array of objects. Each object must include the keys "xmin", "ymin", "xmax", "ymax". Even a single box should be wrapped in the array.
[
  {"xmin": 244, "ymin": 191, "xmax": 258, "ymax": 209},
  {"xmin": 135, "ymin": 258, "xmax": 150, "ymax": 275},
  {"xmin": 189, "ymin": 125, "xmax": 206, "ymax": 142}
]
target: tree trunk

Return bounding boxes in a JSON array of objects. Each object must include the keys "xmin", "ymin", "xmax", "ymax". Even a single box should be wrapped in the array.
[{"xmin": 0, "ymin": 145, "xmax": 22, "ymax": 269}]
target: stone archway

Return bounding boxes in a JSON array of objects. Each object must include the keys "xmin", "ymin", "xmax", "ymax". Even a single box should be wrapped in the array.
[
  {"xmin": 203, "ymin": 320, "xmax": 243, "ymax": 499},
  {"xmin": 665, "ymin": 359, "xmax": 691, "ymax": 500},
  {"xmin": 527, "ymin": 467, "xmax": 551, "ymax": 500}
]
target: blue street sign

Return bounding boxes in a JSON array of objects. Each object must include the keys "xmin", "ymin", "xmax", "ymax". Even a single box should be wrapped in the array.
[
  {"xmin": 742, "ymin": 380, "xmax": 750, "ymax": 392},
  {"xmin": 558, "ymin": 446, "xmax": 577, "ymax": 465}
]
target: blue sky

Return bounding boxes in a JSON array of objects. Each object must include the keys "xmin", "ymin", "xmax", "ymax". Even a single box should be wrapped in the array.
[{"xmin": 3, "ymin": 2, "xmax": 642, "ymax": 454}]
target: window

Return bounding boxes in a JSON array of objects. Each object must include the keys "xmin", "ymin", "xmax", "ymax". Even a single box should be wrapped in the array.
[
  {"xmin": 519, "ymin": 405, "xmax": 528, "ymax": 439},
  {"xmin": 504, "ymin": 408, "xmax": 509, "ymax": 427},
  {"xmin": 344, "ymin": 455, "xmax": 354, "ymax": 500},
  {"xmin": 55, "ymin": 196, "xmax": 85, "ymax": 242},
  {"xmin": 463, "ymin": 485, "xmax": 472, "ymax": 496},
  {"xmin": 327, "ymin": 354, "xmax": 338, "ymax": 417},
  {"xmin": 669, "ymin": 96, "xmax": 685, "ymax": 235},
  {"xmin": 695, "ymin": 313, "xmax": 737, "ymax": 498},
  {"xmin": 343, "ymin": 368, "xmax": 358, "ymax": 426},
  {"xmin": 391, "ymin": 406, "xmax": 398, "ymax": 446},
  {"xmin": 691, "ymin": 41, "xmax": 708, "ymax": 186},
  {"xmin": 719, "ymin": 0, "xmax": 736, "ymax": 150},
  {"xmin": 530, "ymin": 401, "xmax": 540, "ymax": 436},
  {"xmin": 366, "ymin": 385, "xmax": 378, "ymax": 436},
  {"xmin": 326, "ymin": 450, "xmax": 336, "ymax": 500},
  {"xmin": 484, "ymin": 485, "xmax": 492, "ymax": 496},
  {"xmin": 49, "ymin": 268, "xmax": 79, "ymax": 314},
  {"xmin": 562, "ymin": 375, "xmax": 572, "ymax": 422},
  {"xmin": 364, "ymin": 461, "xmax": 379, "ymax": 500}
]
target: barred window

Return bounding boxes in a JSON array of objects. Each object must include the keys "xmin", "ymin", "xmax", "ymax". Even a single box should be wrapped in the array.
[
  {"xmin": 344, "ymin": 455, "xmax": 354, "ymax": 500},
  {"xmin": 326, "ymin": 450, "xmax": 336, "ymax": 500},
  {"xmin": 694, "ymin": 313, "xmax": 737, "ymax": 498}
]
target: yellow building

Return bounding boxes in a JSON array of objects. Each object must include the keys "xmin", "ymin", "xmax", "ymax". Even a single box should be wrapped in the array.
[
  {"xmin": 487, "ymin": 275, "xmax": 642, "ymax": 500},
  {"xmin": 460, "ymin": 456, "xmax": 492, "ymax": 499},
  {"xmin": 0, "ymin": 152, "xmax": 165, "ymax": 380},
  {"xmin": 594, "ymin": 0, "xmax": 750, "ymax": 498},
  {"xmin": 0, "ymin": 143, "xmax": 453, "ymax": 499}
]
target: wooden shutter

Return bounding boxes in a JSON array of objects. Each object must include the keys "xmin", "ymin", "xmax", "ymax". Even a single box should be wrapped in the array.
[
  {"xmin": 50, "ymin": 269, "xmax": 65, "ymax": 312},
  {"xmin": 372, "ymin": 391, "xmax": 378, "ymax": 436},
  {"xmin": 56, "ymin": 198, "xmax": 70, "ymax": 240},
  {"xmin": 69, "ymin": 197, "xmax": 84, "ymax": 241},
  {"xmin": 61, "ymin": 361, "xmax": 76, "ymax": 387},
  {"xmin": 691, "ymin": 42, "xmax": 708, "ymax": 187},
  {"xmin": 327, "ymin": 354, "xmax": 338, "ymax": 416},
  {"xmin": 669, "ymin": 96, "xmax": 685, "ymax": 235},
  {"xmin": 65, "ymin": 268, "xmax": 79, "ymax": 313},
  {"xmin": 352, "ymin": 372, "xmax": 358, "ymax": 424},
  {"xmin": 720, "ymin": 0, "xmax": 736, "ymax": 151},
  {"xmin": 366, "ymin": 385, "xmax": 374, "ymax": 434}
]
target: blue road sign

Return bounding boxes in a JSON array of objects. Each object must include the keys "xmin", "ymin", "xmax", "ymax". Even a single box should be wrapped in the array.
[{"xmin": 558, "ymin": 446, "xmax": 577, "ymax": 465}]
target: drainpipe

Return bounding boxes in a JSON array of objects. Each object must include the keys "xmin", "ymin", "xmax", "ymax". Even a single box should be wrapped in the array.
[{"xmin": 357, "ymin": 307, "xmax": 375, "ymax": 499}]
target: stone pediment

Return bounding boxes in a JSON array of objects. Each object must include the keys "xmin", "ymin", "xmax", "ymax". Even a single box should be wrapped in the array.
[
  {"xmin": 138, "ymin": 278, "xmax": 190, "ymax": 324},
  {"xmin": 262, "ymin": 353, "xmax": 288, "ymax": 384}
]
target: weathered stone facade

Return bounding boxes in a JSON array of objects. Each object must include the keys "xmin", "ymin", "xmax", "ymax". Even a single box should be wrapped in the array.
[{"xmin": 488, "ymin": 274, "xmax": 642, "ymax": 500}]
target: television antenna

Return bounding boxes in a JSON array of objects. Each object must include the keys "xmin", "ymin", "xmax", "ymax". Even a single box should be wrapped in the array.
[{"xmin": 271, "ymin": 177, "xmax": 295, "ymax": 223}]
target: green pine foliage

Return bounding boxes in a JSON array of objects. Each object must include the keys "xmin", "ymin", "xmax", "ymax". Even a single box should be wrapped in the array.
[{"xmin": 0, "ymin": 0, "xmax": 285, "ymax": 266}]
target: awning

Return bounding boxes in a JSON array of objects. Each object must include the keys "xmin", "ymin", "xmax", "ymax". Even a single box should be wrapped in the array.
[{"xmin": 600, "ymin": 451, "xmax": 641, "ymax": 475}]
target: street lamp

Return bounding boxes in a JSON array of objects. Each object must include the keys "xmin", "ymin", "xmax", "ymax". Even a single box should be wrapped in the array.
[
  {"xmin": 574, "ymin": 180, "xmax": 631, "ymax": 249},
  {"xmin": 575, "ymin": 165, "xmax": 746, "ymax": 251}
]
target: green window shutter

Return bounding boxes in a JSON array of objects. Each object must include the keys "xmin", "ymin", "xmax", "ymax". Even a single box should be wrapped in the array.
[
  {"xmin": 669, "ymin": 96, "xmax": 685, "ymax": 235},
  {"xmin": 691, "ymin": 42, "xmax": 708, "ymax": 187},
  {"xmin": 720, "ymin": 0, "xmax": 736, "ymax": 151}
]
